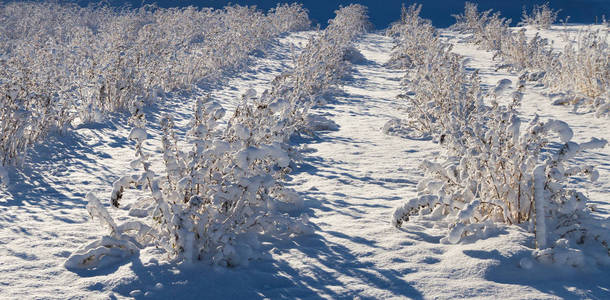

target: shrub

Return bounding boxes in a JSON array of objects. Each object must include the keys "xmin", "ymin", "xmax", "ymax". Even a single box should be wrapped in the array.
[
  {"xmin": 543, "ymin": 29, "xmax": 609, "ymax": 115},
  {"xmin": 452, "ymin": 2, "xmax": 554, "ymax": 73},
  {"xmin": 268, "ymin": 3, "xmax": 311, "ymax": 33},
  {"xmin": 393, "ymin": 82, "xmax": 609, "ymax": 266},
  {"xmin": 397, "ymin": 43, "xmax": 481, "ymax": 139},
  {"xmin": 497, "ymin": 29, "xmax": 554, "ymax": 71},
  {"xmin": 519, "ymin": 2, "xmax": 560, "ymax": 30},
  {"xmin": 385, "ymin": 4, "xmax": 438, "ymax": 68},
  {"xmin": 452, "ymin": 2, "xmax": 512, "ymax": 52}
]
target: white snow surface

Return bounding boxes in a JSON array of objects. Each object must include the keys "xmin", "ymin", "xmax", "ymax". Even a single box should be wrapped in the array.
[{"xmin": 1, "ymin": 28, "xmax": 609, "ymax": 299}]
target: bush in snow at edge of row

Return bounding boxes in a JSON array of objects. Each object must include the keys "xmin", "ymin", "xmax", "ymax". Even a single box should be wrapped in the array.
[{"xmin": 387, "ymin": 3, "xmax": 610, "ymax": 269}]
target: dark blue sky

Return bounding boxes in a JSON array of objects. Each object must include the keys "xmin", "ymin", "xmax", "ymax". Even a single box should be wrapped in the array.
[{"xmin": 72, "ymin": 0, "xmax": 609, "ymax": 28}]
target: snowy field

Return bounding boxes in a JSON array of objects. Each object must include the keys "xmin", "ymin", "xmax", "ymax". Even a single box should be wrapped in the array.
[{"xmin": 1, "ymin": 3, "xmax": 609, "ymax": 300}]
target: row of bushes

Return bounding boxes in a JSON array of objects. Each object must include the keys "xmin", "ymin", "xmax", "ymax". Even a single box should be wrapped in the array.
[
  {"xmin": 451, "ymin": 2, "xmax": 609, "ymax": 116},
  {"xmin": 388, "ymin": 4, "xmax": 609, "ymax": 268},
  {"xmin": 0, "ymin": 2, "xmax": 310, "ymax": 177},
  {"xmin": 65, "ymin": 4, "xmax": 371, "ymax": 269}
]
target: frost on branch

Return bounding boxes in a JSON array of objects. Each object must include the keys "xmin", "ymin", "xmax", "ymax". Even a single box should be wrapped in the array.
[
  {"xmin": 533, "ymin": 165, "xmax": 547, "ymax": 249},
  {"xmin": 64, "ymin": 235, "xmax": 139, "ymax": 271},
  {"xmin": 65, "ymin": 193, "xmax": 152, "ymax": 270}
]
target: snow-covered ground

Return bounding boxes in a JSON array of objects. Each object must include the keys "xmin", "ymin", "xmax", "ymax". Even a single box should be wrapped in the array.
[{"xmin": 1, "ymin": 27, "xmax": 609, "ymax": 299}]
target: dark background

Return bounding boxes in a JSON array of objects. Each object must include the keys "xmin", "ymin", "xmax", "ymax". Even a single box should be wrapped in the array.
[{"xmin": 67, "ymin": 0, "xmax": 610, "ymax": 29}]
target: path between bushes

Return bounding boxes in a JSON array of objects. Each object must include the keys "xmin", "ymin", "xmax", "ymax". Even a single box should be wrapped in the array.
[
  {"xmin": 270, "ymin": 33, "xmax": 523, "ymax": 299},
  {"xmin": 281, "ymin": 33, "xmax": 437, "ymax": 298},
  {"xmin": 269, "ymin": 32, "xmax": 610, "ymax": 299}
]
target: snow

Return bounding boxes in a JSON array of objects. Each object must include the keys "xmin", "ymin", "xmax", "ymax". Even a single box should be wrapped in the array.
[
  {"xmin": 1, "ymin": 25, "xmax": 610, "ymax": 299},
  {"xmin": 492, "ymin": 78, "xmax": 513, "ymax": 98},
  {"xmin": 127, "ymin": 128, "xmax": 147, "ymax": 142},
  {"xmin": 0, "ymin": 165, "xmax": 8, "ymax": 186},
  {"xmin": 533, "ymin": 165, "xmax": 548, "ymax": 249}
]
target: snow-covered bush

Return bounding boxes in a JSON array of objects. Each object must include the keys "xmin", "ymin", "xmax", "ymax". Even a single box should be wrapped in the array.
[
  {"xmin": 291, "ymin": 4, "xmax": 370, "ymax": 95},
  {"xmin": 65, "ymin": 96, "xmax": 311, "ymax": 269},
  {"xmin": 0, "ymin": 2, "xmax": 310, "ymax": 169},
  {"xmin": 385, "ymin": 4, "xmax": 438, "ymax": 68},
  {"xmin": 452, "ymin": 2, "xmax": 512, "ymax": 52},
  {"xmin": 252, "ymin": 4, "xmax": 370, "ymax": 142},
  {"xmin": 392, "ymin": 80, "xmax": 609, "ymax": 265},
  {"xmin": 519, "ymin": 2, "xmax": 560, "ymax": 30},
  {"xmin": 452, "ymin": 2, "xmax": 554, "ymax": 72},
  {"xmin": 397, "ymin": 43, "xmax": 481, "ymax": 139},
  {"xmin": 328, "ymin": 4, "xmax": 371, "ymax": 34},
  {"xmin": 268, "ymin": 3, "xmax": 311, "ymax": 32},
  {"xmin": 66, "ymin": 5, "xmax": 369, "ymax": 269},
  {"xmin": 221, "ymin": 4, "xmax": 369, "ymax": 155},
  {"xmin": 543, "ymin": 29, "xmax": 609, "ymax": 115},
  {"xmin": 0, "ymin": 76, "xmax": 73, "ymax": 167},
  {"xmin": 497, "ymin": 29, "xmax": 554, "ymax": 72}
]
